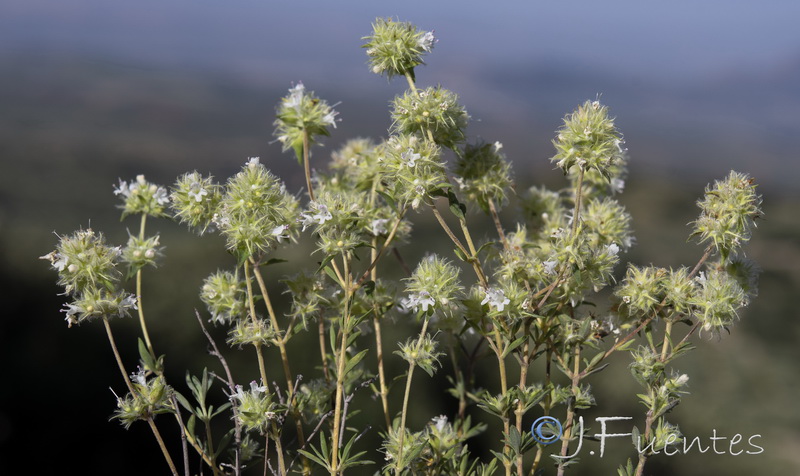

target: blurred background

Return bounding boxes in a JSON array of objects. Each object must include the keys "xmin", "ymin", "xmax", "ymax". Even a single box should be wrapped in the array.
[{"xmin": 1, "ymin": 1, "xmax": 799, "ymax": 474}]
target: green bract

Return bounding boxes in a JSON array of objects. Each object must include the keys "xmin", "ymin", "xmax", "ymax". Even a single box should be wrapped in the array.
[{"xmin": 454, "ymin": 141, "xmax": 513, "ymax": 213}]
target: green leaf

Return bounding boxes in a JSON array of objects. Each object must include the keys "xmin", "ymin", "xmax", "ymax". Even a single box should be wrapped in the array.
[
  {"xmin": 174, "ymin": 391, "xmax": 194, "ymax": 414},
  {"xmin": 447, "ymin": 190, "xmax": 466, "ymax": 219},
  {"xmin": 137, "ymin": 338, "xmax": 156, "ymax": 372},
  {"xmin": 453, "ymin": 247, "xmax": 469, "ymax": 262},
  {"xmin": 362, "ymin": 280, "xmax": 376, "ymax": 295},
  {"xmin": 344, "ymin": 349, "xmax": 370, "ymax": 377},
  {"xmin": 502, "ymin": 336, "xmax": 527, "ymax": 358}
]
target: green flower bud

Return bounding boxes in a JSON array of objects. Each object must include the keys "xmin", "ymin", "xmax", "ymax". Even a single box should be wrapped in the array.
[
  {"xmin": 691, "ymin": 171, "xmax": 762, "ymax": 260},
  {"xmin": 227, "ymin": 317, "xmax": 278, "ymax": 348},
  {"xmin": 402, "ymin": 255, "xmax": 462, "ymax": 315},
  {"xmin": 329, "ymin": 138, "xmax": 381, "ymax": 190},
  {"xmin": 615, "ymin": 266, "xmax": 667, "ymax": 319},
  {"xmin": 691, "ymin": 269, "xmax": 748, "ymax": 332},
  {"xmin": 520, "ymin": 186, "xmax": 569, "ymax": 238},
  {"xmin": 454, "ymin": 141, "xmax": 513, "ymax": 213},
  {"xmin": 582, "ymin": 197, "xmax": 634, "ymax": 250},
  {"xmin": 61, "ymin": 289, "xmax": 137, "ymax": 326},
  {"xmin": 662, "ymin": 267, "xmax": 695, "ymax": 316},
  {"xmin": 391, "ymin": 86, "xmax": 468, "ymax": 148},
  {"xmin": 363, "ymin": 17, "xmax": 436, "ymax": 80},
  {"xmin": 42, "ymin": 228, "xmax": 122, "ymax": 295},
  {"xmin": 113, "ymin": 175, "xmax": 170, "ymax": 219},
  {"xmin": 200, "ymin": 270, "xmax": 247, "ymax": 324},
  {"xmin": 551, "ymin": 100, "xmax": 625, "ymax": 179},
  {"xmin": 215, "ymin": 158, "xmax": 299, "ymax": 259},
  {"xmin": 170, "ymin": 171, "xmax": 221, "ymax": 234},
  {"xmin": 396, "ymin": 333, "xmax": 443, "ymax": 377},
  {"xmin": 113, "ymin": 369, "xmax": 173, "ymax": 428},
  {"xmin": 379, "ymin": 134, "xmax": 447, "ymax": 209},
  {"xmin": 274, "ymin": 83, "xmax": 338, "ymax": 163},
  {"xmin": 121, "ymin": 234, "xmax": 162, "ymax": 274},
  {"xmin": 232, "ymin": 381, "xmax": 279, "ymax": 434}
]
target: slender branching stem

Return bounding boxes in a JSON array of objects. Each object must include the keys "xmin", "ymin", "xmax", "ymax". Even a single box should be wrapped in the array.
[
  {"xmin": 556, "ymin": 345, "xmax": 582, "ymax": 476},
  {"xmin": 102, "ymin": 317, "xmax": 178, "ymax": 476},
  {"xmin": 488, "ymin": 198, "xmax": 509, "ymax": 251}
]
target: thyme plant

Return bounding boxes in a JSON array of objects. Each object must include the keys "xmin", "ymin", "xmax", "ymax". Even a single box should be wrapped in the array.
[{"xmin": 41, "ymin": 18, "xmax": 762, "ymax": 476}]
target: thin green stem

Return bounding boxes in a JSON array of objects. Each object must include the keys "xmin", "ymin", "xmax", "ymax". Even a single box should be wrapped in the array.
[
  {"xmin": 556, "ymin": 346, "xmax": 582, "ymax": 476},
  {"xmin": 244, "ymin": 260, "xmax": 269, "ymax": 387},
  {"xmin": 404, "ymin": 70, "xmax": 417, "ymax": 93},
  {"xmin": 397, "ymin": 315, "xmax": 431, "ymax": 467},
  {"xmin": 102, "ymin": 318, "xmax": 178, "ymax": 476},
  {"xmin": 331, "ymin": 252, "xmax": 354, "ymax": 475},
  {"xmin": 136, "ymin": 213, "xmax": 156, "ymax": 360},
  {"xmin": 303, "ymin": 129, "xmax": 315, "ymax": 201}
]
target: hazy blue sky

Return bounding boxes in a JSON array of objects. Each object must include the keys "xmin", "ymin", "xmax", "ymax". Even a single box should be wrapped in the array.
[{"xmin": 3, "ymin": 0, "xmax": 799, "ymax": 82}]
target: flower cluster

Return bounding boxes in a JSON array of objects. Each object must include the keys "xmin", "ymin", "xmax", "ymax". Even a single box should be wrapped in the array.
[
  {"xmin": 274, "ymin": 83, "xmax": 339, "ymax": 162},
  {"xmin": 170, "ymin": 172, "xmax": 221, "ymax": 234},
  {"xmin": 214, "ymin": 158, "xmax": 299, "ymax": 259},
  {"xmin": 551, "ymin": 100, "xmax": 626, "ymax": 181},
  {"xmin": 692, "ymin": 171, "xmax": 762, "ymax": 260},
  {"xmin": 113, "ymin": 368, "xmax": 173, "ymax": 428},
  {"xmin": 114, "ymin": 175, "xmax": 170, "ymax": 218},
  {"xmin": 454, "ymin": 141, "xmax": 513, "ymax": 213},
  {"xmin": 391, "ymin": 86, "xmax": 469, "ymax": 148},
  {"xmin": 362, "ymin": 17, "xmax": 436, "ymax": 79}
]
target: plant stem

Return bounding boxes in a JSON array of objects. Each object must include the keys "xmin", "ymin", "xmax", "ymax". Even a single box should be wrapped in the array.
[
  {"xmin": 397, "ymin": 315, "xmax": 432, "ymax": 467},
  {"xmin": 488, "ymin": 198, "xmax": 509, "ymax": 251},
  {"xmin": 330, "ymin": 252, "xmax": 354, "ymax": 475},
  {"xmin": 102, "ymin": 318, "xmax": 179, "ymax": 476},
  {"xmin": 404, "ymin": 70, "xmax": 418, "ymax": 93},
  {"xmin": 556, "ymin": 345, "xmax": 582, "ymax": 476},
  {"xmin": 250, "ymin": 257, "xmax": 310, "ymax": 473},
  {"xmin": 244, "ymin": 260, "xmax": 269, "ymax": 387},
  {"xmin": 303, "ymin": 129, "xmax": 315, "ymax": 201},
  {"xmin": 136, "ymin": 213, "xmax": 156, "ymax": 360}
]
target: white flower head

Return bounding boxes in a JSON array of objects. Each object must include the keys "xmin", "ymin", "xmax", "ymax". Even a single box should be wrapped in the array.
[
  {"xmin": 154, "ymin": 187, "xmax": 170, "ymax": 205},
  {"xmin": 247, "ymin": 157, "xmax": 260, "ymax": 168},
  {"xmin": 611, "ymin": 177, "xmax": 625, "ymax": 194},
  {"xmin": 322, "ymin": 110, "xmax": 338, "ymax": 128},
  {"xmin": 493, "ymin": 141, "xmax": 503, "ymax": 152},
  {"xmin": 131, "ymin": 367, "xmax": 147, "ymax": 386},
  {"xmin": 371, "ymin": 218, "xmax": 389, "ymax": 236},
  {"xmin": 481, "ymin": 287, "xmax": 510, "ymax": 312},
  {"xmin": 605, "ymin": 243, "xmax": 620, "ymax": 257}
]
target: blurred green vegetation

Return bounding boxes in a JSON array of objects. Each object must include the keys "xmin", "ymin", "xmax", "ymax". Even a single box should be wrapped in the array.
[{"xmin": 1, "ymin": 54, "xmax": 798, "ymax": 475}]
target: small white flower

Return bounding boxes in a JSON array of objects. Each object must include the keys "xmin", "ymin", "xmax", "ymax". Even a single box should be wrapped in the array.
[
  {"xmin": 286, "ymin": 82, "xmax": 305, "ymax": 110},
  {"xmin": 695, "ymin": 272, "xmax": 707, "ymax": 285},
  {"xmin": 481, "ymin": 287, "xmax": 510, "ymax": 312},
  {"xmin": 493, "ymin": 141, "xmax": 503, "ymax": 152},
  {"xmin": 674, "ymin": 374, "xmax": 689, "ymax": 387},
  {"xmin": 120, "ymin": 294, "xmax": 139, "ymax": 313},
  {"xmin": 299, "ymin": 203, "xmax": 333, "ymax": 231},
  {"xmin": 418, "ymin": 31, "xmax": 437, "ymax": 52},
  {"xmin": 271, "ymin": 224, "xmax": 290, "ymax": 242},
  {"xmin": 249, "ymin": 380, "xmax": 267, "ymax": 394},
  {"xmin": 131, "ymin": 368, "xmax": 147, "ymax": 386},
  {"xmin": 247, "ymin": 157, "xmax": 260, "ymax": 168},
  {"xmin": 154, "ymin": 187, "xmax": 170, "ymax": 205},
  {"xmin": 432, "ymin": 415, "xmax": 448, "ymax": 432},
  {"xmin": 605, "ymin": 243, "xmax": 620, "ymax": 256},
  {"xmin": 543, "ymin": 260, "xmax": 558, "ymax": 275},
  {"xmin": 371, "ymin": 218, "xmax": 389, "ymax": 236},
  {"xmin": 611, "ymin": 177, "xmax": 625, "ymax": 194},
  {"xmin": 401, "ymin": 148, "xmax": 421, "ymax": 168},
  {"xmin": 113, "ymin": 180, "xmax": 131, "ymax": 198},
  {"xmin": 622, "ymin": 295, "xmax": 632, "ymax": 304},
  {"xmin": 322, "ymin": 110, "xmax": 338, "ymax": 128},
  {"xmin": 405, "ymin": 291, "xmax": 436, "ymax": 313},
  {"xmin": 188, "ymin": 181, "xmax": 208, "ymax": 202}
]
